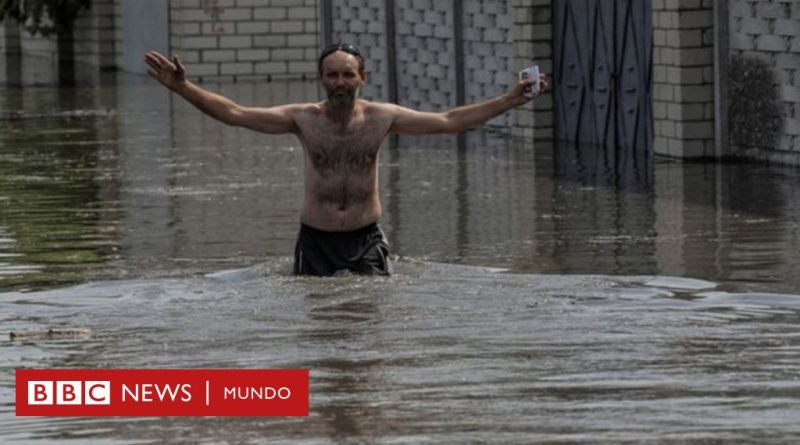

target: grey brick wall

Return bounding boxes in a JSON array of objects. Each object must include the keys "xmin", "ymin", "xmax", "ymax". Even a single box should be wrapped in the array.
[
  {"xmin": 730, "ymin": 0, "xmax": 800, "ymax": 155},
  {"xmin": 329, "ymin": 0, "xmax": 542, "ymax": 133},
  {"xmin": 464, "ymin": 0, "xmax": 514, "ymax": 127},
  {"xmin": 514, "ymin": 0, "xmax": 552, "ymax": 140},
  {"xmin": 394, "ymin": 0, "xmax": 457, "ymax": 111},
  {"xmin": 329, "ymin": 0, "xmax": 389, "ymax": 101},
  {"xmin": 652, "ymin": 0, "xmax": 716, "ymax": 158}
]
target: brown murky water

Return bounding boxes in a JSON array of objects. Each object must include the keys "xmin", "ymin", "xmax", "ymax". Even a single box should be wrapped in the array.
[{"xmin": 1, "ymin": 75, "xmax": 800, "ymax": 443}]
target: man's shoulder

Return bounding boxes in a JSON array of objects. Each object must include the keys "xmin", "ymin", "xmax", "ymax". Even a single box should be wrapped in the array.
[
  {"xmin": 290, "ymin": 102, "xmax": 324, "ymax": 114},
  {"xmin": 361, "ymin": 100, "xmax": 400, "ymax": 116},
  {"xmin": 286, "ymin": 102, "xmax": 324, "ymax": 124}
]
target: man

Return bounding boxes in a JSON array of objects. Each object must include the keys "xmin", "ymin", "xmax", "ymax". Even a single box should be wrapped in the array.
[{"xmin": 145, "ymin": 43, "xmax": 549, "ymax": 277}]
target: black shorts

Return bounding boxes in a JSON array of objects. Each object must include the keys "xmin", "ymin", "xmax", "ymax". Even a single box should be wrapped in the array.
[{"xmin": 293, "ymin": 223, "xmax": 392, "ymax": 276}]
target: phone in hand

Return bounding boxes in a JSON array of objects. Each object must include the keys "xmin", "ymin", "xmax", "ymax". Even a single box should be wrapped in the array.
[{"xmin": 519, "ymin": 65, "xmax": 540, "ymax": 99}]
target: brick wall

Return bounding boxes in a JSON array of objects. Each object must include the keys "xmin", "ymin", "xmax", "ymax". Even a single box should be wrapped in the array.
[
  {"xmin": 329, "ymin": 0, "xmax": 389, "ymax": 101},
  {"xmin": 652, "ymin": 0, "xmax": 715, "ymax": 158},
  {"xmin": 730, "ymin": 0, "xmax": 800, "ymax": 155},
  {"xmin": 514, "ymin": 0, "xmax": 552, "ymax": 140},
  {"xmin": 327, "ymin": 0, "xmax": 549, "ymax": 136},
  {"xmin": 464, "ymin": 0, "xmax": 514, "ymax": 127},
  {"xmin": 394, "ymin": 0, "xmax": 457, "ymax": 111},
  {"xmin": 169, "ymin": 0, "xmax": 322, "ymax": 82}
]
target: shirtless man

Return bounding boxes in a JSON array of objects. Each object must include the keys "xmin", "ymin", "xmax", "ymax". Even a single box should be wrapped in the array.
[{"xmin": 145, "ymin": 43, "xmax": 549, "ymax": 276}]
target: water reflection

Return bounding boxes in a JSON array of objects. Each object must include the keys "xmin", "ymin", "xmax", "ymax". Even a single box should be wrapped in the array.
[
  {"xmin": 302, "ymin": 286, "xmax": 390, "ymax": 442},
  {"xmin": 0, "ymin": 87, "xmax": 118, "ymax": 290},
  {"xmin": 554, "ymin": 139, "xmax": 654, "ymax": 190},
  {"xmin": 1, "ymin": 52, "xmax": 112, "ymax": 87},
  {"xmin": 2, "ymin": 74, "xmax": 800, "ymax": 444}
]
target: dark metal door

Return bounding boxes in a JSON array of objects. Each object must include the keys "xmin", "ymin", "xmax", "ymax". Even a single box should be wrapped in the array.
[{"xmin": 553, "ymin": 0, "xmax": 653, "ymax": 153}]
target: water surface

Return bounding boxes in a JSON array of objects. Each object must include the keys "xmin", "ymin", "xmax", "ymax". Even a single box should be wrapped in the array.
[{"xmin": 1, "ymin": 76, "xmax": 800, "ymax": 443}]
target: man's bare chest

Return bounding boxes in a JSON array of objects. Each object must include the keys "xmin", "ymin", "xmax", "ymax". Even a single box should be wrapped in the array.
[{"xmin": 299, "ymin": 118, "xmax": 388, "ymax": 173}]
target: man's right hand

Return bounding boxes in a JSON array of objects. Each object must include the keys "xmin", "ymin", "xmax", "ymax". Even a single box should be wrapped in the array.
[{"xmin": 145, "ymin": 51, "xmax": 187, "ymax": 90}]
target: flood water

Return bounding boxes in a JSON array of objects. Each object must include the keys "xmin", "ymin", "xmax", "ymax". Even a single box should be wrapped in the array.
[{"xmin": 1, "ymin": 75, "xmax": 800, "ymax": 443}]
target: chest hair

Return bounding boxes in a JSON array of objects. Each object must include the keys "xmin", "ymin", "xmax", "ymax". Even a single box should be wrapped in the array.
[{"xmin": 304, "ymin": 117, "xmax": 385, "ymax": 177}]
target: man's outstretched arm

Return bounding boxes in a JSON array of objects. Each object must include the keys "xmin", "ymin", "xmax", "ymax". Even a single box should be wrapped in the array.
[
  {"xmin": 389, "ymin": 72, "xmax": 549, "ymax": 135},
  {"xmin": 145, "ymin": 51, "xmax": 297, "ymax": 134}
]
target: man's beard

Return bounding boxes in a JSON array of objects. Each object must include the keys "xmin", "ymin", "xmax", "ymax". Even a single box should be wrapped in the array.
[{"xmin": 327, "ymin": 87, "xmax": 358, "ymax": 107}]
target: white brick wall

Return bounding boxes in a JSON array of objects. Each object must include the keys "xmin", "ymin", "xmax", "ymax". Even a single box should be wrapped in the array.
[{"xmin": 170, "ymin": 0, "xmax": 322, "ymax": 82}]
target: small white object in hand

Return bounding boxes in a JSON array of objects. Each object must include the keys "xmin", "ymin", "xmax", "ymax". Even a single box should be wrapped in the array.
[{"xmin": 519, "ymin": 65, "xmax": 540, "ymax": 99}]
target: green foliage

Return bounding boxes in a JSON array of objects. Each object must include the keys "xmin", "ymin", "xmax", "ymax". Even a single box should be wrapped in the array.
[
  {"xmin": 729, "ymin": 55, "xmax": 783, "ymax": 152},
  {"xmin": 0, "ymin": 0, "xmax": 91, "ymax": 36}
]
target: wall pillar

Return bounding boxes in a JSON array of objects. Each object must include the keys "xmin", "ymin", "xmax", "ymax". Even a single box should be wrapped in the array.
[
  {"xmin": 513, "ymin": 0, "xmax": 553, "ymax": 140},
  {"xmin": 652, "ymin": 0, "xmax": 716, "ymax": 158}
]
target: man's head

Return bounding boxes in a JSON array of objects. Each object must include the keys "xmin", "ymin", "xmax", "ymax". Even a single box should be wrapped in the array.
[{"xmin": 318, "ymin": 43, "xmax": 366, "ymax": 107}]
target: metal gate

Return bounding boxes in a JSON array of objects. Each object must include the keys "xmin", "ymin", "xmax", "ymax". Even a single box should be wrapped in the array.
[{"xmin": 553, "ymin": 0, "xmax": 653, "ymax": 153}]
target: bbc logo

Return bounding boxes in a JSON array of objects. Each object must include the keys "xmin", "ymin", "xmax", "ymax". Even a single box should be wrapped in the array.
[{"xmin": 28, "ymin": 381, "xmax": 111, "ymax": 405}]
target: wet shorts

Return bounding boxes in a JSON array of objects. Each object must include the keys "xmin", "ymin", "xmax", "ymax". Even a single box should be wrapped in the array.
[{"xmin": 293, "ymin": 223, "xmax": 392, "ymax": 276}]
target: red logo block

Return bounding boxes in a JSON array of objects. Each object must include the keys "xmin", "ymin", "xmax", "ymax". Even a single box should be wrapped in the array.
[{"xmin": 16, "ymin": 369, "xmax": 309, "ymax": 416}]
